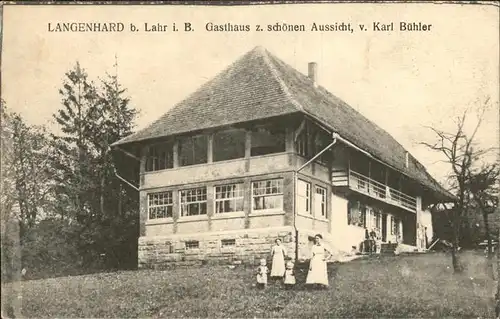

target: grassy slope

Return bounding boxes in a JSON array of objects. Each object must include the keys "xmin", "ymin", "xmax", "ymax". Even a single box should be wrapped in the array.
[{"xmin": 8, "ymin": 251, "xmax": 496, "ymax": 318}]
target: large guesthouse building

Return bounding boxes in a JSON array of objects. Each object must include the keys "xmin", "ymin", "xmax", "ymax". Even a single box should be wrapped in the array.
[{"xmin": 112, "ymin": 47, "xmax": 453, "ymax": 268}]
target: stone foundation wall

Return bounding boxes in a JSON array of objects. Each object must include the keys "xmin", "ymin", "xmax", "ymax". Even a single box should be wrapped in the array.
[{"xmin": 138, "ymin": 226, "xmax": 295, "ymax": 269}]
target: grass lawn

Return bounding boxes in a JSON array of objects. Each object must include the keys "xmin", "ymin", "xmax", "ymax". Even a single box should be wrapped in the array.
[{"xmin": 4, "ymin": 251, "xmax": 496, "ymax": 318}]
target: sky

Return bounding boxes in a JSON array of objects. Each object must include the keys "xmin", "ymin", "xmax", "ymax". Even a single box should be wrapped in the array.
[{"xmin": 2, "ymin": 3, "xmax": 499, "ymax": 186}]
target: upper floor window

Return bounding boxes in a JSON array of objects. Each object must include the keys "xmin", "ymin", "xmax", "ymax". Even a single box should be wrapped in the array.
[
  {"xmin": 297, "ymin": 180, "xmax": 311, "ymax": 215},
  {"xmin": 148, "ymin": 191, "xmax": 173, "ymax": 219},
  {"xmin": 370, "ymin": 161, "xmax": 386, "ymax": 184},
  {"xmin": 213, "ymin": 129, "xmax": 246, "ymax": 162},
  {"xmin": 313, "ymin": 130, "xmax": 332, "ymax": 165},
  {"xmin": 145, "ymin": 143, "xmax": 174, "ymax": 172},
  {"xmin": 215, "ymin": 183, "xmax": 244, "ymax": 213},
  {"xmin": 315, "ymin": 186, "xmax": 327, "ymax": 218},
  {"xmin": 250, "ymin": 125, "xmax": 285, "ymax": 156},
  {"xmin": 179, "ymin": 135, "xmax": 208, "ymax": 167},
  {"xmin": 295, "ymin": 122, "xmax": 310, "ymax": 158},
  {"xmin": 180, "ymin": 187, "xmax": 207, "ymax": 217},
  {"xmin": 252, "ymin": 179, "xmax": 284, "ymax": 211},
  {"xmin": 350, "ymin": 152, "xmax": 370, "ymax": 176}
]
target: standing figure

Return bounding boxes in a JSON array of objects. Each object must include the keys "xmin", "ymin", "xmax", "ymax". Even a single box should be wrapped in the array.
[
  {"xmin": 256, "ymin": 258, "xmax": 269, "ymax": 289},
  {"xmin": 375, "ymin": 230, "xmax": 382, "ymax": 254},
  {"xmin": 363, "ymin": 229, "xmax": 370, "ymax": 253},
  {"xmin": 270, "ymin": 238, "xmax": 287, "ymax": 279},
  {"xmin": 424, "ymin": 227, "xmax": 429, "ymax": 248},
  {"xmin": 369, "ymin": 228, "xmax": 377, "ymax": 253},
  {"xmin": 283, "ymin": 261, "xmax": 296, "ymax": 289},
  {"xmin": 306, "ymin": 234, "xmax": 332, "ymax": 289}
]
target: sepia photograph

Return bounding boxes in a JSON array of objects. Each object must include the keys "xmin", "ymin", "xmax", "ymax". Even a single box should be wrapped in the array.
[{"xmin": 1, "ymin": 2, "xmax": 499, "ymax": 318}]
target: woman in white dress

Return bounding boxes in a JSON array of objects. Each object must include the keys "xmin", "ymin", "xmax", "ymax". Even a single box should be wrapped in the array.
[
  {"xmin": 270, "ymin": 238, "xmax": 287, "ymax": 279},
  {"xmin": 306, "ymin": 234, "xmax": 331, "ymax": 288}
]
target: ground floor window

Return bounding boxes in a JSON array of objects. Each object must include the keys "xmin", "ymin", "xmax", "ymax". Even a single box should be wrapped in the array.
[
  {"xmin": 374, "ymin": 210, "xmax": 381, "ymax": 230},
  {"xmin": 348, "ymin": 201, "xmax": 366, "ymax": 228},
  {"xmin": 315, "ymin": 186, "xmax": 327, "ymax": 218},
  {"xmin": 367, "ymin": 208, "xmax": 382, "ymax": 231},
  {"xmin": 297, "ymin": 179, "xmax": 311, "ymax": 215},
  {"xmin": 215, "ymin": 183, "xmax": 244, "ymax": 213},
  {"xmin": 252, "ymin": 178, "xmax": 284, "ymax": 211},
  {"xmin": 391, "ymin": 215, "xmax": 401, "ymax": 236},
  {"xmin": 180, "ymin": 187, "xmax": 207, "ymax": 217},
  {"xmin": 148, "ymin": 191, "xmax": 173, "ymax": 219}
]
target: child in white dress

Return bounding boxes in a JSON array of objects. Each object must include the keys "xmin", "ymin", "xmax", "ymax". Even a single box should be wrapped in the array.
[
  {"xmin": 283, "ymin": 261, "xmax": 296, "ymax": 289},
  {"xmin": 256, "ymin": 258, "xmax": 269, "ymax": 289}
]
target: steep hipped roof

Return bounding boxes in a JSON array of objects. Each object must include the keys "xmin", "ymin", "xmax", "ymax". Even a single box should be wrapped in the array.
[{"xmin": 113, "ymin": 46, "xmax": 452, "ymax": 200}]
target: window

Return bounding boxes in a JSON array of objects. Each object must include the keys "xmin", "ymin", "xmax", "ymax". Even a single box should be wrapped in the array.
[
  {"xmin": 213, "ymin": 129, "xmax": 246, "ymax": 162},
  {"xmin": 350, "ymin": 152, "xmax": 370, "ymax": 176},
  {"xmin": 146, "ymin": 143, "xmax": 174, "ymax": 171},
  {"xmin": 215, "ymin": 184, "xmax": 244, "ymax": 214},
  {"xmin": 347, "ymin": 201, "xmax": 366, "ymax": 227},
  {"xmin": 312, "ymin": 130, "xmax": 332, "ymax": 165},
  {"xmin": 165, "ymin": 243, "xmax": 174, "ymax": 254},
  {"xmin": 297, "ymin": 180, "xmax": 311, "ymax": 215},
  {"xmin": 252, "ymin": 179, "xmax": 284, "ymax": 211},
  {"xmin": 180, "ymin": 187, "xmax": 207, "ymax": 217},
  {"xmin": 315, "ymin": 186, "xmax": 327, "ymax": 218},
  {"xmin": 360, "ymin": 205, "xmax": 367, "ymax": 228},
  {"xmin": 221, "ymin": 239, "xmax": 236, "ymax": 247},
  {"xmin": 179, "ymin": 135, "xmax": 208, "ymax": 166},
  {"xmin": 374, "ymin": 212, "xmax": 379, "ymax": 229},
  {"xmin": 148, "ymin": 191, "xmax": 173, "ymax": 219},
  {"xmin": 250, "ymin": 125, "xmax": 285, "ymax": 156},
  {"xmin": 185, "ymin": 241, "xmax": 199, "ymax": 250},
  {"xmin": 391, "ymin": 216, "xmax": 401, "ymax": 235},
  {"xmin": 295, "ymin": 122, "xmax": 310, "ymax": 158}
]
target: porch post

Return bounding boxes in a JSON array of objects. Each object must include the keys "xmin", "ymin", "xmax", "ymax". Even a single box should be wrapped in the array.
[
  {"xmin": 385, "ymin": 170, "xmax": 390, "ymax": 198},
  {"xmin": 416, "ymin": 196, "xmax": 423, "ymax": 251},
  {"xmin": 173, "ymin": 140, "xmax": 179, "ymax": 168},
  {"xmin": 207, "ymin": 134, "xmax": 214, "ymax": 163}
]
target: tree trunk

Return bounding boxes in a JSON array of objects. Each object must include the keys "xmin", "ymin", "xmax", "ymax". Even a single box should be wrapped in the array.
[
  {"xmin": 496, "ymin": 228, "xmax": 500, "ymax": 318},
  {"xmin": 0, "ymin": 216, "xmax": 22, "ymax": 318},
  {"xmin": 451, "ymin": 245, "xmax": 461, "ymax": 272},
  {"xmin": 100, "ymin": 174, "xmax": 105, "ymax": 217},
  {"xmin": 452, "ymin": 216, "xmax": 462, "ymax": 273},
  {"xmin": 484, "ymin": 211, "xmax": 495, "ymax": 279}
]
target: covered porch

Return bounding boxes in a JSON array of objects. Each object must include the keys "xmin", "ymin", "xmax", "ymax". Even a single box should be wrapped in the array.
[{"xmin": 330, "ymin": 145, "xmax": 428, "ymax": 255}]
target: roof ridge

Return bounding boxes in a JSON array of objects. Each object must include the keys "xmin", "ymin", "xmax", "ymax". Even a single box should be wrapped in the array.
[{"xmin": 259, "ymin": 48, "xmax": 304, "ymax": 112}]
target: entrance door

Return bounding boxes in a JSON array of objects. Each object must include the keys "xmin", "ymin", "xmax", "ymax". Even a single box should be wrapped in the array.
[{"xmin": 381, "ymin": 214, "xmax": 387, "ymax": 242}]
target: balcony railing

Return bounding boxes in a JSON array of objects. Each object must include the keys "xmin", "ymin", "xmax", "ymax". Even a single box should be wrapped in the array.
[{"xmin": 349, "ymin": 170, "xmax": 417, "ymax": 212}]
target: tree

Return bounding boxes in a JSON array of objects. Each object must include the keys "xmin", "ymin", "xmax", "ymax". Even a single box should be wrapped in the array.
[
  {"xmin": 52, "ymin": 62, "xmax": 101, "ymax": 225},
  {"xmin": 421, "ymin": 103, "xmax": 492, "ymax": 273},
  {"xmin": 1, "ymin": 102, "xmax": 25, "ymax": 317},
  {"xmin": 467, "ymin": 164, "xmax": 499, "ymax": 268},
  {"xmin": 87, "ymin": 58, "xmax": 139, "ymax": 268},
  {"xmin": 1, "ymin": 103, "xmax": 53, "ymax": 231},
  {"xmin": 1, "ymin": 100, "xmax": 16, "ymax": 225},
  {"xmin": 51, "ymin": 59, "xmax": 139, "ymax": 269}
]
